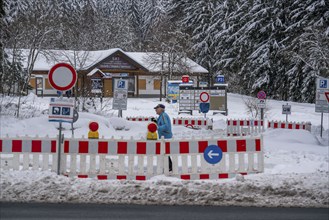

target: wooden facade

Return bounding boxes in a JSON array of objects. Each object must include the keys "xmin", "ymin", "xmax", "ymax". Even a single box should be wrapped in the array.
[{"xmin": 28, "ymin": 49, "xmax": 208, "ymax": 97}]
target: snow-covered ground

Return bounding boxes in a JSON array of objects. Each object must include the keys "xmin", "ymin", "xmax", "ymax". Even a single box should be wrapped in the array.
[{"xmin": 0, "ymin": 93, "xmax": 328, "ymax": 207}]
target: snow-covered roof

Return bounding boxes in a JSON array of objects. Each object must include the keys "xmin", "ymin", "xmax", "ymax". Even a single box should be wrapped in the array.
[
  {"xmin": 87, "ymin": 68, "xmax": 105, "ymax": 77},
  {"xmin": 7, "ymin": 48, "xmax": 120, "ymax": 71},
  {"xmin": 6, "ymin": 48, "xmax": 208, "ymax": 74},
  {"xmin": 126, "ymin": 52, "xmax": 208, "ymax": 74}
]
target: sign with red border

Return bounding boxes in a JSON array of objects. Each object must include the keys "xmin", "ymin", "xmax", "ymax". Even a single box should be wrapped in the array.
[
  {"xmin": 257, "ymin": 90, "xmax": 266, "ymax": 100},
  {"xmin": 48, "ymin": 63, "xmax": 77, "ymax": 91},
  {"xmin": 200, "ymin": 92, "xmax": 210, "ymax": 103}
]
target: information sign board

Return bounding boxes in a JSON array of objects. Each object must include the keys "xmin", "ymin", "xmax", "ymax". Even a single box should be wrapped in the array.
[{"xmin": 113, "ymin": 78, "xmax": 128, "ymax": 110}]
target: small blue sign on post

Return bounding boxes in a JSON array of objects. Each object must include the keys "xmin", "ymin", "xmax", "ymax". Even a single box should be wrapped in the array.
[
  {"xmin": 199, "ymin": 103, "xmax": 210, "ymax": 113},
  {"xmin": 215, "ymin": 75, "xmax": 225, "ymax": 84},
  {"xmin": 117, "ymin": 80, "xmax": 126, "ymax": 89},
  {"xmin": 203, "ymin": 145, "xmax": 223, "ymax": 164},
  {"xmin": 319, "ymin": 80, "xmax": 327, "ymax": 88}
]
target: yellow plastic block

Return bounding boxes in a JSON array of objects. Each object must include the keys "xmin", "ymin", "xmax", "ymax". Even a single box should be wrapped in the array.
[
  {"xmin": 147, "ymin": 131, "xmax": 158, "ymax": 140},
  {"xmin": 88, "ymin": 131, "xmax": 99, "ymax": 139}
]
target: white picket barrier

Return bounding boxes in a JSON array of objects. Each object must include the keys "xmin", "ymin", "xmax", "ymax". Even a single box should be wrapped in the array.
[
  {"xmin": 173, "ymin": 117, "xmax": 213, "ymax": 129},
  {"xmin": 227, "ymin": 119, "xmax": 265, "ymax": 136},
  {"xmin": 1, "ymin": 135, "xmax": 264, "ymax": 181},
  {"xmin": 61, "ymin": 137, "xmax": 164, "ymax": 180},
  {"xmin": 126, "ymin": 116, "xmax": 155, "ymax": 122},
  {"xmin": 163, "ymin": 135, "xmax": 264, "ymax": 180},
  {"xmin": 268, "ymin": 120, "xmax": 311, "ymax": 131},
  {"xmin": 0, "ymin": 136, "xmax": 58, "ymax": 172}
]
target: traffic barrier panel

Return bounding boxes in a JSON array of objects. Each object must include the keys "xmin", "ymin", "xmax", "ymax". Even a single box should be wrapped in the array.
[
  {"xmin": 163, "ymin": 136, "xmax": 264, "ymax": 180},
  {"xmin": 61, "ymin": 137, "xmax": 164, "ymax": 179},
  {"xmin": 0, "ymin": 136, "xmax": 58, "ymax": 172},
  {"xmin": 1, "ymin": 135, "xmax": 264, "ymax": 181},
  {"xmin": 126, "ymin": 116, "xmax": 155, "ymax": 122},
  {"xmin": 227, "ymin": 119, "xmax": 264, "ymax": 136},
  {"xmin": 267, "ymin": 121, "xmax": 311, "ymax": 131},
  {"xmin": 173, "ymin": 117, "xmax": 213, "ymax": 130}
]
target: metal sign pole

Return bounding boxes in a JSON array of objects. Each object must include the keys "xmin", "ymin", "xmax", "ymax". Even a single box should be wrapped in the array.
[
  {"xmin": 286, "ymin": 114, "xmax": 288, "ymax": 123},
  {"xmin": 57, "ymin": 93, "xmax": 63, "ymax": 175},
  {"xmin": 261, "ymin": 108, "xmax": 264, "ymax": 120},
  {"xmin": 320, "ymin": 112, "xmax": 323, "ymax": 138},
  {"xmin": 71, "ymin": 121, "xmax": 74, "ymax": 137},
  {"xmin": 57, "ymin": 121, "xmax": 62, "ymax": 175}
]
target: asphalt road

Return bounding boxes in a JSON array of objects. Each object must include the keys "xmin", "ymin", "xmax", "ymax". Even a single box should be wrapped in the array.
[{"xmin": 0, "ymin": 202, "xmax": 328, "ymax": 220}]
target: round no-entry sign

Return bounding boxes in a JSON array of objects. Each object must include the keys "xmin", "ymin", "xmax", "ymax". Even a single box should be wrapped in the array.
[
  {"xmin": 200, "ymin": 92, "xmax": 210, "ymax": 103},
  {"xmin": 48, "ymin": 63, "xmax": 77, "ymax": 91},
  {"xmin": 257, "ymin": 90, "xmax": 266, "ymax": 100}
]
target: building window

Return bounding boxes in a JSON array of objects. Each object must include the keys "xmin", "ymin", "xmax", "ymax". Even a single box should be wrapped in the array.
[
  {"xmin": 128, "ymin": 77, "xmax": 135, "ymax": 93},
  {"xmin": 45, "ymin": 78, "xmax": 52, "ymax": 89},
  {"xmin": 139, "ymin": 79, "xmax": 146, "ymax": 90},
  {"xmin": 154, "ymin": 79, "xmax": 161, "ymax": 90},
  {"xmin": 91, "ymin": 78, "xmax": 102, "ymax": 93}
]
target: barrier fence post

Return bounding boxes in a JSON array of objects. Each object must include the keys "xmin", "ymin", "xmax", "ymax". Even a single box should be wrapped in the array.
[{"xmin": 57, "ymin": 123, "xmax": 62, "ymax": 175}]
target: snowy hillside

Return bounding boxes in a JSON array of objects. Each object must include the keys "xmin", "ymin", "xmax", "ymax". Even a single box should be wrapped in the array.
[{"xmin": 0, "ymin": 93, "xmax": 328, "ymax": 207}]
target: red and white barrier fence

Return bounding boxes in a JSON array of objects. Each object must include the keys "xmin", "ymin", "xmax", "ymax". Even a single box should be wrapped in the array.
[
  {"xmin": 164, "ymin": 136, "xmax": 264, "ymax": 180},
  {"xmin": 1, "ymin": 135, "xmax": 264, "ymax": 181},
  {"xmin": 61, "ymin": 138, "xmax": 163, "ymax": 180},
  {"xmin": 227, "ymin": 119, "xmax": 265, "ymax": 136},
  {"xmin": 267, "ymin": 121, "xmax": 311, "ymax": 131},
  {"xmin": 0, "ymin": 136, "xmax": 58, "ymax": 171},
  {"xmin": 126, "ymin": 116, "xmax": 155, "ymax": 122},
  {"xmin": 173, "ymin": 117, "xmax": 213, "ymax": 129}
]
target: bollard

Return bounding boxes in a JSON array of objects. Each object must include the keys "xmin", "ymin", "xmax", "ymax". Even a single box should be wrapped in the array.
[
  {"xmin": 147, "ymin": 122, "xmax": 158, "ymax": 140},
  {"xmin": 88, "ymin": 121, "xmax": 99, "ymax": 139}
]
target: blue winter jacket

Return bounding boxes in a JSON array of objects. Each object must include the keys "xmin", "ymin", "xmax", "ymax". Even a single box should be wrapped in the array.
[{"xmin": 157, "ymin": 111, "xmax": 173, "ymax": 139}]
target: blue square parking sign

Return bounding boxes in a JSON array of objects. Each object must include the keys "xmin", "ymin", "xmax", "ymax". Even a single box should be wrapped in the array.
[
  {"xmin": 62, "ymin": 107, "xmax": 71, "ymax": 116},
  {"xmin": 319, "ymin": 80, "xmax": 327, "ymax": 88},
  {"xmin": 117, "ymin": 80, "xmax": 126, "ymax": 89}
]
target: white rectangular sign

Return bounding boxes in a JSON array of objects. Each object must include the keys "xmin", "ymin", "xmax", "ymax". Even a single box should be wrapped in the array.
[
  {"xmin": 257, "ymin": 99, "xmax": 266, "ymax": 109},
  {"xmin": 315, "ymin": 77, "xmax": 329, "ymax": 113},
  {"xmin": 113, "ymin": 78, "xmax": 128, "ymax": 110},
  {"xmin": 49, "ymin": 98, "xmax": 74, "ymax": 123},
  {"xmin": 282, "ymin": 104, "xmax": 291, "ymax": 115}
]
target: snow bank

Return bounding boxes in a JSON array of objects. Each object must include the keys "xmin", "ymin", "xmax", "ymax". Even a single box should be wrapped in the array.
[
  {"xmin": 1, "ymin": 94, "xmax": 328, "ymax": 207},
  {"xmin": 1, "ymin": 170, "xmax": 328, "ymax": 208}
]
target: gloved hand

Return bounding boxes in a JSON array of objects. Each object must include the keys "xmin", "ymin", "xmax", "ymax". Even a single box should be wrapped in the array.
[{"xmin": 151, "ymin": 117, "xmax": 157, "ymax": 123}]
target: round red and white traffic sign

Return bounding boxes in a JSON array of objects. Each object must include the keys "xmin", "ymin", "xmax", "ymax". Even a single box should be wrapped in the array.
[
  {"xmin": 200, "ymin": 92, "xmax": 210, "ymax": 103},
  {"xmin": 48, "ymin": 63, "xmax": 77, "ymax": 91},
  {"xmin": 257, "ymin": 90, "xmax": 266, "ymax": 99}
]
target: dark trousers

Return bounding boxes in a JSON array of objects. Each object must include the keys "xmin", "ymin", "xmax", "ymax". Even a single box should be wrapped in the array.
[{"xmin": 169, "ymin": 156, "xmax": 172, "ymax": 171}]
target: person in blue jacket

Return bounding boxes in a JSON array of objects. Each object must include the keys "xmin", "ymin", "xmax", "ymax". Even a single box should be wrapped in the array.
[
  {"xmin": 154, "ymin": 104, "xmax": 173, "ymax": 171},
  {"xmin": 154, "ymin": 104, "xmax": 173, "ymax": 139}
]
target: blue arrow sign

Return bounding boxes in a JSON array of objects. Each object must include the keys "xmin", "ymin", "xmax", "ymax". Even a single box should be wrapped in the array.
[
  {"xmin": 199, "ymin": 103, "xmax": 210, "ymax": 113},
  {"xmin": 203, "ymin": 145, "xmax": 223, "ymax": 164}
]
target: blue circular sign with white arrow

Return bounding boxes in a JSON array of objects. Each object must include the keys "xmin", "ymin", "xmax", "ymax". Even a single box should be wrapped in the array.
[{"xmin": 203, "ymin": 145, "xmax": 223, "ymax": 164}]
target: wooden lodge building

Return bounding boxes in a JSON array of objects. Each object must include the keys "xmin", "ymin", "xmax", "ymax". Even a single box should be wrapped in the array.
[{"xmin": 25, "ymin": 48, "xmax": 208, "ymax": 97}]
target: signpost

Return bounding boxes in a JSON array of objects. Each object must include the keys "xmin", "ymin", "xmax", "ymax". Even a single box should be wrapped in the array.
[
  {"xmin": 178, "ymin": 85, "xmax": 228, "ymax": 115},
  {"xmin": 182, "ymin": 75, "xmax": 189, "ymax": 83},
  {"xmin": 200, "ymin": 92, "xmax": 210, "ymax": 103},
  {"xmin": 282, "ymin": 103, "xmax": 291, "ymax": 122},
  {"xmin": 257, "ymin": 91, "xmax": 266, "ymax": 120},
  {"xmin": 199, "ymin": 91, "xmax": 210, "ymax": 118},
  {"xmin": 257, "ymin": 90, "xmax": 266, "ymax": 100},
  {"xmin": 48, "ymin": 63, "xmax": 77, "ymax": 91},
  {"xmin": 113, "ymin": 78, "xmax": 128, "ymax": 117},
  {"xmin": 315, "ymin": 77, "xmax": 329, "ymax": 138},
  {"xmin": 48, "ymin": 63, "xmax": 77, "ymax": 175},
  {"xmin": 203, "ymin": 145, "xmax": 223, "ymax": 164},
  {"xmin": 49, "ymin": 98, "xmax": 74, "ymax": 123},
  {"xmin": 215, "ymin": 75, "xmax": 225, "ymax": 84}
]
